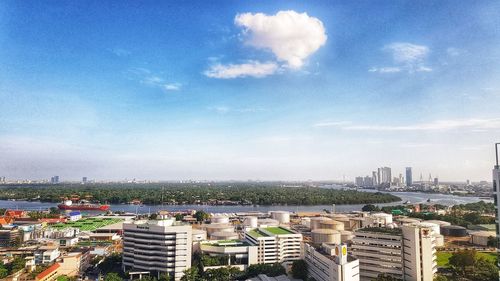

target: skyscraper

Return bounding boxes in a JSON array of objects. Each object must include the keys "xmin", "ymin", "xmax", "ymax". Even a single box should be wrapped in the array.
[
  {"xmin": 377, "ymin": 167, "xmax": 391, "ymax": 186},
  {"xmin": 406, "ymin": 167, "xmax": 413, "ymax": 187}
]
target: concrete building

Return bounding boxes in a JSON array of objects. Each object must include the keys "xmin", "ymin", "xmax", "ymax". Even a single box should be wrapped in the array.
[
  {"xmin": 303, "ymin": 243, "xmax": 359, "ymax": 281},
  {"xmin": 244, "ymin": 226, "xmax": 302, "ymax": 265},
  {"xmin": 351, "ymin": 225, "xmax": 437, "ymax": 281},
  {"xmin": 0, "ymin": 226, "xmax": 20, "ymax": 247},
  {"xmin": 122, "ymin": 219, "xmax": 192, "ymax": 281},
  {"xmin": 34, "ymin": 245, "xmax": 60, "ymax": 264},
  {"xmin": 199, "ymin": 240, "xmax": 258, "ymax": 271},
  {"xmin": 406, "ymin": 167, "xmax": 413, "ymax": 187},
  {"xmin": 377, "ymin": 167, "xmax": 392, "ymax": 186}
]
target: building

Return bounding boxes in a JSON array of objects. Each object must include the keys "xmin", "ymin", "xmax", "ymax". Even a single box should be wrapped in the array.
[
  {"xmin": 244, "ymin": 226, "xmax": 302, "ymax": 265},
  {"xmin": 34, "ymin": 245, "xmax": 61, "ymax": 264},
  {"xmin": 372, "ymin": 171, "xmax": 378, "ymax": 186},
  {"xmin": 303, "ymin": 243, "xmax": 359, "ymax": 281},
  {"xmin": 50, "ymin": 176, "xmax": 59, "ymax": 184},
  {"xmin": 0, "ymin": 226, "xmax": 20, "ymax": 247},
  {"xmin": 58, "ymin": 250, "xmax": 91, "ymax": 277},
  {"xmin": 35, "ymin": 263, "xmax": 60, "ymax": 281},
  {"xmin": 199, "ymin": 240, "xmax": 258, "ymax": 271},
  {"xmin": 82, "ymin": 177, "xmax": 87, "ymax": 184},
  {"xmin": 355, "ymin": 177, "xmax": 364, "ymax": 187},
  {"xmin": 351, "ymin": 225, "xmax": 436, "ymax": 281},
  {"xmin": 377, "ymin": 167, "xmax": 392, "ymax": 186},
  {"xmin": 433, "ymin": 177, "xmax": 439, "ymax": 186},
  {"xmin": 493, "ymin": 143, "xmax": 500, "ymax": 270},
  {"xmin": 122, "ymin": 219, "xmax": 192, "ymax": 281},
  {"xmin": 406, "ymin": 167, "xmax": 413, "ymax": 187},
  {"xmin": 363, "ymin": 176, "xmax": 373, "ymax": 187}
]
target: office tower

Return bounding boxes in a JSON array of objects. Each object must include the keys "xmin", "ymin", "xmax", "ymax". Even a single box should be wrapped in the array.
[
  {"xmin": 244, "ymin": 226, "xmax": 302, "ymax": 265},
  {"xmin": 406, "ymin": 167, "xmax": 413, "ymax": 186},
  {"xmin": 493, "ymin": 143, "xmax": 500, "ymax": 273},
  {"xmin": 372, "ymin": 171, "xmax": 378, "ymax": 186},
  {"xmin": 82, "ymin": 177, "xmax": 87, "ymax": 184},
  {"xmin": 351, "ymin": 224, "xmax": 436, "ymax": 281},
  {"xmin": 363, "ymin": 176, "xmax": 373, "ymax": 187},
  {"xmin": 355, "ymin": 177, "xmax": 364, "ymax": 186},
  {"xmin": 50, "ymin": 176, "xmax": 59, "ymax": 184},
  {"xmin": 304, "ymin": 243, "xmax": 360, "ymax": 281},
  {"xmin": 122, "ymin": 219, "xmax": 192, "ymax": 281},
  {"xmin": 433, "ymin": 178, "xmax": 439, "ymax": 186},
  {"xmin": 377, "ymin": 167, "xmax": 392, "ymax": 186}
]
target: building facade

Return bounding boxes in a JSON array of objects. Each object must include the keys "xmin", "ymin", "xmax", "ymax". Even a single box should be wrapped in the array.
[
  {"xmin": 406, "ymin": 167, "xmax": 413, "ymax": 186},
  {"xmin": 122, "ymin": 219, "xmax": 192, "ymax": 281},
  {"xmin": 303, "ymin": 243, "xmax": 359, "ymax": 281},
  {"xmin": 244, "ymin": 227, "xmax": 302, "ymax": 265}
]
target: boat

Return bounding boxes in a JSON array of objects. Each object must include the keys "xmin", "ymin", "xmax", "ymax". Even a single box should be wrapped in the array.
[
  {"xmin": 57, "ymin": 200, "xmax": 109, "ymax": 211},
  {"xmin": 403, "ymin": 200, "xmax": 411, "ymax": 204}
]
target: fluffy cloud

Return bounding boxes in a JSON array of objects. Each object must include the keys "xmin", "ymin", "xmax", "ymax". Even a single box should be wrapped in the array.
[
  {"xmin": 235, "ymin": 11, "xmax": 327, "ymax": 69},
  {"xmin": 204, "ymin": 61, "xmax": 278, "ymax": 79}
]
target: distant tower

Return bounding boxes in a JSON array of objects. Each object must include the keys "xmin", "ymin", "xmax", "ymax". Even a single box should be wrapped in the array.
[
  {"xmin": 428, "ymin": 173, "xmax": 432, "ymax": 183},
  {"xmin": 420, "ymin": 173, "xmax": 423, "ymax": 182},
  {"xmin": 406, "ymin": 167, "xmax": 413, "ymax": 187},
  {"xmin": 82, "ymin": 177, "xmax": 87, "ymax": 184}
]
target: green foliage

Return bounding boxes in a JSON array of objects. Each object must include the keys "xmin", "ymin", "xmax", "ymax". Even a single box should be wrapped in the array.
[
  {"xmin": 245, "ymin": 263, "xmax": 285, "ymax": 278},
  {"xmin": 98, "ymin": 253, "xmax": 123, "ymax": 275},
  {"xmin": 362, "ymin": 204, "xmax": 380, "ymax": 212},
  {"xmin": 447, "ymin": 249, "xmax": 499, "ymax": 281},
  {"xmin": 7, "ymin": 257, "xmax": 26, "ymax": 274},
  {"xmin": 104, "ymin": 272, "xmax": 123, "ymax": 281},
  {"xmin": 204, "ymin": 266, "xmax": 241, "ymax": 281},
  {"xmin": 433, "ymin": 275, "xmax": 448, "ymax": 281},
  {"xmin": 291, "ymin": 260, "xmax": 308, "ymax": 280},
  {"xmin": 200, "ymin": 254, "xmax": 228, "ymax": 266},
  {"xmin": 30, "ymin": 264, "xmax": 50, "ymax": 279},
  {"xmin": 0, "ymin": 183, "xmax": 400, "ymax": 206},
  {"xmin": 452, "ymin": 201, "xmax": 495, "ymax": 214},
  {"xmin": 487, "ymin": 236, "xmax": 498, "ymax": 248},
  {"xmin": 180, "ymin": 267, "xmax": 202, "ymax": 281},
  {"xmin": 373, "ymin": 273, "xmax": 402, "ymax": 281},
  {"xmin": 195, "ymin": 211, "xmax": 210, "ymax": 222},
  {"xmin": 0, "ymin": 263, "xmax": 8, "ymax": 279},
  {"xmin": 56, "ymin": 276, "xmax": 77, "ymax": 281}
]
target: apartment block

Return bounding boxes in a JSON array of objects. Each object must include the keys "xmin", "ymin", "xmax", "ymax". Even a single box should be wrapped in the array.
[{"xmin": 244, "ymin": 226, "xmax": 302, "ymax": 265}]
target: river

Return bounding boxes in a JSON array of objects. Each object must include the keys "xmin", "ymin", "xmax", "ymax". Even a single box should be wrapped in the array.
[{"xmin": 0, "ymin": 191, "xmax": 491, "ymax": 215}]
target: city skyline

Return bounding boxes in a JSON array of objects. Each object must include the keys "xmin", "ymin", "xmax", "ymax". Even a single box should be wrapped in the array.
[{"xmin": 1, "ymin": 1, "xmax": 500, "ymax": 181}]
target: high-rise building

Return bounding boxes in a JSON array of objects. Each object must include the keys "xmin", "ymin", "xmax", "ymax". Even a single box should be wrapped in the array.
[
  {"xmin": 244, "ymin": 226, "xmax": 302, "ymax": 265},
  {"xmin": 350, "ymin": 224, "xmax": 436, "ymax": 281},
  {"xmin": 303, "ymin": 243, "xmax": 360, "ymax": 281},
  {"xmin": 377, "ymin": 167, "xmax": 391, "ymax": 186},
  {"xmin": 433, "ymin": 177, "xmax": 439, "ymax": 186},
  {"xmin": 372, "ymin": 171, "xmax": 378, "ymax": 186},
  {"xmin": 82, "ymin": 177, "xmax": 87, "ymax": 184},
  {"xmin": 355, "ymin": 177, "xmax": 364, "ymax": 186},
  {"xmin": 406, "ymin": 167, "xmax": 413, "ymax": 187},
  {"xmin": 122, "ymin": 219, "xmax": 192, "ymax": 281},
  {"xmin": 493, "ymin": 143, "xmax": 500, "ymax": 273},
  {"xmin": 363, "ymin": 176, "xmax": 373, "ymax": 187},
  {"xmin": 50, "ymin": 176, "xmax": 59, "ymax": 184}
]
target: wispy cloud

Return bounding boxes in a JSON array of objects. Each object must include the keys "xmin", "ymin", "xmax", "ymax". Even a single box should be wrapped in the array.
[
  {"xmin": 109, "ymin": 48, "xmax": 131, "ymax": 57},
  {"xmin": 313, "ymin": 121, "xmax": 351, "ymax": 127},
  {"xmin": 208, "ymin": 106, "xmax": 265, "ymax": 114},
  {"xmin": 127, "ymin": 68, "xmax": 182, "ymax": 92},
  {"xmin": 316, "ymin": 118, "xmax": 500, "ymax": 131},
  {"xmin": 370, "ymin": 42, "xmax": 432, "ymax": 74},
  {"xmin": 204, "ymin": 61, "xmax": 278, "ymax": 79}
]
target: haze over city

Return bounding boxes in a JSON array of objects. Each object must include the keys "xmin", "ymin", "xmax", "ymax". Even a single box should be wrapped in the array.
[{"xmin": 1, "ymin": 1, "xmax": 500, "ymax": 181}]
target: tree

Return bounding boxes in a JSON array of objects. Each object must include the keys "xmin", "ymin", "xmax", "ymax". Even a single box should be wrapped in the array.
[
  {"xmin": 0, "ymin": 264, "xmax": 8, "ymax": 279},
  {"xmin": 362, "ymin": 204, "xmax": 380, "ymax": 212},
  {"xmin": 180, "ymin": 267, "xmax": 201, "ymax": 281},
  {"xmin": 471, "ymin": 258, "xmax": 498, "ymax": 281},
  {"xmin": 291, "ymin": 260, "xmax": 308, "ymax": 280},
  {"xmin": 433, "ymin": 275, "xmax": 448, "ymax": 281},
  {"xmin": 449, "ymin": 249, "xmax": 476, "ymax": 277},
  {"xmin": 104, "ymin": 272, "xmax": 123, "ymax": 281},
  {"xmin": 194, "ymin": 211, "xmax": 210, "ymax": 222},
  {"xmin": 487, "ymin": 236, "xmax": 498, "ymax": 248},
  {"xmin": 374, "ymin": 273, "xmax": 402, "ymax": 281}
]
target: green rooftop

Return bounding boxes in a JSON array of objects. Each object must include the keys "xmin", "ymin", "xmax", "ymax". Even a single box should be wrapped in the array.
[
  {"xmin": 357, "ymin": 227, "xmax": 403, "ymax": 235},
  {"xmin": 247, "ymin": 227, "xmax": 295, "ymax": 237},
  {"xmin": 50, "ymin": 217, "xmax": 123, "ymax": 232},
  {"xmin": 264, "ymin": 227, "xmax": 294, "ymax": 235}
]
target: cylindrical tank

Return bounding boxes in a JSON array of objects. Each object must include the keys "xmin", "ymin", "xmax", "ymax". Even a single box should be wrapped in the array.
[
  {"xmin": 192, "ymin": 229, "xmax": 207, "ymax": 241},
  {"xmin": 319, "ymin": 220, "xmax": 345, "ymax": 231},
  {"xmin": 243, "ymin": 216, "xmax": 258, "ymax": 228},
  {"xmin": 419, "ymin": 222, "xmax": 440, "ymax": 235},
  {"xmin": 201, "ymin": 223, "xmax": 234, "ymax": 235},
  {"xmin": 311, "ymin": 229, "xmax": 341, "ymax": 244},
  {"xmin": 371, "ymin": 213, "xmax": 393, "ymax": 224},
  {"xmin": 397, "ymin": 217, "xmax": 421, "ymax": 225},
  {"xmin": 270, "ymin": 211, "xmax": 290, "ymax": 224},
  {"xmin": 339, "ymin": 230, "xmax": 354, "ymax": 243},
  {"xmin": 211, "ymin": 215, "xmax": 230, "ymax": 224},
  {"xmin": 423, "ymin": 220, "xmax": 451, "ymax": 227},
  {"xmin": 310, "ymin": 217, "xmax": 332, "ymax": 230},
  {"xmin": 441, "ymin": 225, "xmax": 467, "ymax": 237},
  {"xmin": 210, "ymin": 231, "xmax": 239, "ymax": 240},
  {"xmin": 470, "ymin": 231, "xmax": 496, "ymax": 246},
  {"xmin": 258, "ymin": 219, "xmax": 279, "ymax": 227},
  {"xmin": 329, "ymin": 214, "xmax": 348, "ymax": 220}
]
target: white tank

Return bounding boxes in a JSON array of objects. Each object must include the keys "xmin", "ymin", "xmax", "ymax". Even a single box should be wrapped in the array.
[
  {"xmin": 310, "ymin": 217, "xmax": 332, "ymax": 230},
  {"xmin": 311, "ymin": 229, "xmax": 341, "ymax": 244},
  {"xmin": 210, "ymin": 231, "xmax": 239, "ymax": 240},
  {"xmin": 319, "ymin": 220, "xmax": 345, "ymax": 231},
  {"xmin": 211, "ymin": 215, "xmax": 230, "ymax": 224},
  {"xmin": 201, "ymin": 223, "xmax": 234, "ymax": 235},
  {"xmin": 419, "ymin": 222, "xmax": 440, "ymax": 235},
  {"xmin": 270, "ymin": 211, "xmax": 290, "ymax": 224},
  {"xmin": 243, "ymin": 216, "xmax": 258, "ymax": 228},
  {"xmin": 371, "ymin": 213, "xmax": 393, "ymax": 224},
  {"xmin": 258, "ymin": 219, "xmax": 279, "ymax": 227},
  {"xmin": 339, "ymin": 230, "xmax": 354, "ymax": 243}
]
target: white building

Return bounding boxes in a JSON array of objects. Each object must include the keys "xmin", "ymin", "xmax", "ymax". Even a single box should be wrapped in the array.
[
  {"xmin": 244, "ymin": 226, "xmax": 302, "ymax": 265},
  {"xmin": 34, "ymin": 245, "xmax": 60, "ymax": 264},
  {"xmin": 351, "ymin": 224, "xmax": 437, "ymax": 281},
  {"xmin": 303, "ymin": 243, "xmax": 359, "ymax": 281},
  {"xmin": 199, "ymin": 240, "xmax": 258, "ymax": 271},
  {"xmin": 122, "ymin": 219, "xmax": 192, "ymax": 281}
]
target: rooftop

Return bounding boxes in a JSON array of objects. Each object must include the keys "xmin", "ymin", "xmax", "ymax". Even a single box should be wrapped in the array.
[
  {"xmin": 247, "ymin": 227, "xmax": 296, "ymax": 237},
  {"xmin": 204, "ymin": 240, "xmax": 251, "ymax": 247},
  {"xmin": 356, "ymin": 227, "xmax": 402, "ymax": 235}
]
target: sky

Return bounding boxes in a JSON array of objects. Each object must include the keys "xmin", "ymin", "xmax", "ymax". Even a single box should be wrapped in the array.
[{"xmin": 1, "ymin": 1, "xmax": 500, "ymax": 182}]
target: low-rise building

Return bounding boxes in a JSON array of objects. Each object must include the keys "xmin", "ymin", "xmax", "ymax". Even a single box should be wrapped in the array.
[
  {"xmin": 199, "ymin": 239, "xmax": 258, "ymax": 271},
  {"xmin": 34, "ymin": 245, "xmax": 60, "ymax": 264},
  {"xmin": 303, "ymin": 243, "xmax": 359, "ymax": 281},
  {"xmin": 244, "ymin": 226, "xmax": 302, "ymax": 265}
]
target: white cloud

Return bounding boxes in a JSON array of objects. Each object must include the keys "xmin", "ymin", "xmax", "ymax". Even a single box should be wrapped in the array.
[
  {"xmin": 235, "ymin": 10, "xmax": 327, "ymax": 69},
  {"xmin": 313, "ymin": 121, "xmax": 351, "ymax": 127},
  {"xmin": 368, "ymin": 67, "xmax": 401, "ymax": 73},
  {"xmin": 384, "ymin": 42, "xmax": 429, "ymax": 63},
  {"xmin": 335, "ymin": 118, "xmax": 500, "ymax": 131},
  {"xmin": 128, "ymin": 70, "xmax": 182, "ymax": 92},
  {"xmin": 446, "ymin": 47, "xmax": 461, "ymax": 57},
  {"xmin": 164, "ymin": 83, "xmax": 181, "ymax": 91},
  {"xmin": 204, "ymin": 61, "xmax": 278, "ymax": 79}
]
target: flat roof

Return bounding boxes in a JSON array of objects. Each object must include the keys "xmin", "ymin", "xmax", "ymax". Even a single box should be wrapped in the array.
[
  {"xmin": 247, "ymin": 227, "xmax": 295, "ymax": 237},
  {"xmin": 264, "ymin": 227, "xmax": 294, "ymax": 235}
]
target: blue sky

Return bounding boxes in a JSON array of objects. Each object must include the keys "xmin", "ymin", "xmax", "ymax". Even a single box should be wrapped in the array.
[{"xmin": 1, "ymin": 1, "xmax": 500, "ymax": 181}]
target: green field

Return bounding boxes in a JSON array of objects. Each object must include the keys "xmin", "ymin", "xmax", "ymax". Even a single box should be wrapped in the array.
[
  {"xmin": 437, "ymin": 251, "xmax": 497, "ymax": 267},
  {"xmin": 50, "ymin": 217, "xmax": 122, "ymax": 232}
]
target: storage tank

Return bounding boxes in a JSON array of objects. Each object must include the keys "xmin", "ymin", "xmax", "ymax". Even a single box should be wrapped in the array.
[
  {"xmin": 470, "ymin": 231, "xmax": 496, "ymax": 246},
  {"xmin": 371, "ymin": 213, "xmax": 393, "ymax": 224},
  {"xmin": 243, "ymin": 216, "xmax": 258, "ymax": 228},
  {"xmin": 270, "ymin": 211, "xmax": 290, "ymax": 224},
  {"xmin": 201, "ymin": 223, "xmax": 234, "ymax": 235},
  {"xmin": 423, "ymin": 220, "xmax": 451, "ymax": 227},
  {"xmin": 210, "ymin": 231, "xmax": 239, "ymax": 240},
  {"xmin": 192, "ymin": 229, "xmax": 207, "ymax": 242},
  {"xmin": 397, "ymin": 217, "xmax": 421, "ymax": 225},
  {"xmin": 258, "ymin": 219, "xmax": 279, "ymax": 227},
  {"xmin": 339, "ymin": 230, "xmax": 354, "ymax": 243},
  {"xmin": 211, "ymin": 215, "xmax": 230, "ymax": 224},
  {"xmin": 441, "ymin": 225, "xmax": 467, "ymax": 237},
  {"xmin": 419, "ymin": 222, "xmax": 440, "ymax": 235},
  {"xmin": 310, "ymin": 217, "xmax": 332, "ymax": 230},
  {"xmin": 319, "ymin": 220, "xmax": 345, "ymax": 231},
  {"xmin": 311, "ymin": 229, "xmax": 341, "ymax": 245},
  {"xmin": 329, "ymin": 214, "xmax": 348, "ymax": 220}
]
